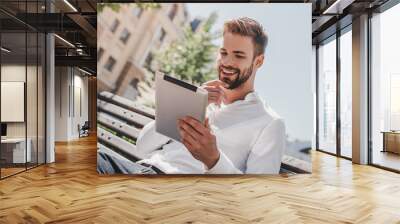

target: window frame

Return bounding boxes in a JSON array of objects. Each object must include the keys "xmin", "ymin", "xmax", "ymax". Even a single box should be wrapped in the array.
[
  {"xmin": 110, "ymin": 19, "xmax": 120, "ymax": 33},
  {"xmin": 119, "ymin": 28, "xmax": 131, "ymax": 44},
  {"xmin": 315, "ymin": 25, "xmax": 353, "ymax": 161},
  {"xmin": 368, "ymin": 0, "xmax": 400, "ymax": 173},
  {"xmin": 104, "ymin": 56, "xmax": 116, "ymax": 72}
]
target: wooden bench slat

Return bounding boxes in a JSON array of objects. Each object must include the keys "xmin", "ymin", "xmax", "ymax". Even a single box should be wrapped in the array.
[
  {"xmin": 97, "ymin": 99, "xmax": 153, "ymax": 127},
  {"xmin": 97, "ymin": 127, "xmax": 142, "ymax": 160},
  {"xmin": 98, "ymin": 91, "xmax": 155, "ymax": 119},
  {"xmin": 97, "ymin": 112, "xmax": 140, "ymax": 140}
]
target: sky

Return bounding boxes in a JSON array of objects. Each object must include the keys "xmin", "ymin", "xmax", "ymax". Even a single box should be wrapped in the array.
[{"xmin": 186, "ymin": 3, "xmax": 313, "ymax": 141}]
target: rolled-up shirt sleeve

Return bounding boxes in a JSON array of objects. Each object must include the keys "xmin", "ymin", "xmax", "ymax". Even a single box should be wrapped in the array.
[
  {"xmin": 136, "ymin": 120, "xmax": 171, "ymax": 158},
  {"xmin": 206, "ymin": 150, "xmax": 242, "ymax": 174},
  {"xmin": 206, "ymin": 118, "xmax": 285, "ymax": 174}
]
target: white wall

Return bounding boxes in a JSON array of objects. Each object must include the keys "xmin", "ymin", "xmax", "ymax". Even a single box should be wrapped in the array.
[
  {"xmin": 55, "ymin": 66, "xmax": 69, "ymax": 141},
  {"xmin": 1, "ymin": 65, "xmax": 36, "ymax": 138},
  {"xmin": 1, "ymin": 65, "xmax": 26, "ymax": 132},
  {"xmin": 72, "ymin": 73, "xmax": 89, "ymax": 138},
  {"xmin": 54, "ymin": 67, "xmax": 89, "ymax": 141},
  {"xmin": 1, "ymin": 64, "xmax": 46, "ymax": 164}
]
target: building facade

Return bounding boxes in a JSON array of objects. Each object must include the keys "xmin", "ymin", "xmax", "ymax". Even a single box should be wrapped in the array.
[{"xmin": 97, "ymin": 3, "xmax": 189, "ymax": 104}]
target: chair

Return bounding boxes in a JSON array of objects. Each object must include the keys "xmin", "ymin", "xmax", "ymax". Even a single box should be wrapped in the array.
[{"xmin": 79, "ymin": 121, "xmax": 90, "ymax": 138}]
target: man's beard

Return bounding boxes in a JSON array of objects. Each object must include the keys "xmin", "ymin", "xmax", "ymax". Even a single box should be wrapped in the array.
[{"xmin": 218, "ymin": 64, "xmax": 254, "ymax": 90}]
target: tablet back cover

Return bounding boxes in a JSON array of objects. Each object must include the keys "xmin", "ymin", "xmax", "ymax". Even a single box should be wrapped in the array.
[{"xmin": 155, "ymin": 72, "xmax": 208, "ymax": 142}]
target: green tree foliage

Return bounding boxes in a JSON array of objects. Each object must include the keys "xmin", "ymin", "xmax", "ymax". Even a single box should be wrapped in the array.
[
  {"xmin": 155, "ymin": 12, "xmax": 219, "ymax": 85},
  {"xmin": 97, "ymin": 2, "xmax": 160, "ymax": 13},
  {"xmin": 97, "ymin": 3, "xmax": 120, "ymax": 13}
]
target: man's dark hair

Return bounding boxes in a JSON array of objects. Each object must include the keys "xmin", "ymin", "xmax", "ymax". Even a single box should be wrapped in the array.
[{"xmin": 223, "ymin": 17, "xmax": 268, "ymax": 57}]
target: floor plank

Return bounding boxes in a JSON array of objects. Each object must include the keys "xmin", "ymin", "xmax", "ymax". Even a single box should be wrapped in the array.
[
  {"xmin": 372, "ymin": 150, "xmax": 400, "ymax": 171},
  {"xmin": 0, "ymin": 135, "xmax": 399, "ymax": 223}
]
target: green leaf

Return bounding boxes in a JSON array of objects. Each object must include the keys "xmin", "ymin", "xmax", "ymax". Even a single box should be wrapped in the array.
[{"xmin": 155, "ymin": 13, "xmax": 220, "ymax": 85}]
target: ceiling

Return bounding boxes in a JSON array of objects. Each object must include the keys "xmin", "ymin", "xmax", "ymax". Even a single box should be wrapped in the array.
[
  {"xmin": 0, "ymin": 0, "xmax": 97, "ymax": 75},
  {"xmin": 310, "ymin": 0, "xmax": 391, "ymax": 44},
  {"xmin": 0, "ymin": 0, "xmax": 396, "ymax": 75}
]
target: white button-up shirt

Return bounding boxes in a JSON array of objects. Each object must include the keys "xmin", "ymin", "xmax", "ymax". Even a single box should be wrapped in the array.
[{"xmin": 136, "ymin": 92, "xmax": 286, "ymax": 174}]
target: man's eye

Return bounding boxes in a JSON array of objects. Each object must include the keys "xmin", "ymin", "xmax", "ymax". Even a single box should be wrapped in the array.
[
  {"xmin": 235, "ymin": 55, "xmax": 245, "ymax": 59},
  {"xmin": 220, "ymin": 52, "xmax": 227, "ymax": 56}
]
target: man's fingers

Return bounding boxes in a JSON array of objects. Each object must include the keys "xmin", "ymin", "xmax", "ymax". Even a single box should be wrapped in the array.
[
  {"xmin": 203, "ymin": 85, "xmax": 217, "ymax": 90},
  {"xmin": 182, "ymin": 139, "xmax": 194, "ymax": 151},
  {"xmin": 206, "ymin": 87, "xmax": 225, "ymax": 105},
  {"xmin": 182, "ymin": 117, "xmax": 208, "ymax": 135},
  {"xmin": 206, "ymin": 87, "xmax": 224, "ymax": 94},
  {"xmin": 203, "ymin": 79, "xmax": 229, "ymax": 88},
  {"xmin": 179, "ymin": 119, "xmax": 202, "ymax": 139},
  {"xmin": 203, "ymin": 84, "xmax": 226, "ymax": 104},
  {"xmin": 203, "ymin": 86, "xmax": 223, "ymax": 95},
  {"xmin": 208, "ymin": 92, "xmax": 224, "ymax": 100},
  {"xmin": 203, "ymin": 79, "xmax": 223, "ymax": 86},
  {"xmin": 179, "ymin": 128, "xmax": 197, "ymax": 147}
]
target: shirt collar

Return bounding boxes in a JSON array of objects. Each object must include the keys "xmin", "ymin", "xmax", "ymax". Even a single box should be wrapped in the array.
[
  {"xmin": 221, "ymin": 91, "xmax": 262, "ymax": 108},
  {"xmin": 244, "ymin": 91, "xmax": 258, "ymax": 101}
]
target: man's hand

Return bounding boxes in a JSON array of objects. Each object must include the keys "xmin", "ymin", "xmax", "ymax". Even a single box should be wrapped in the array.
[
  {"xmin": 202, "ymin": 80, "xmax": 228, "ymax": 106},
  {"xmin": 177, "ymin": 116, "xmax": 220, "ymax": 169}
]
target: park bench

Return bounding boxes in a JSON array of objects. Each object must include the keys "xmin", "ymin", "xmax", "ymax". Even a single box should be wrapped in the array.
[{"xmin": 97, "ymin": 91, "xmax": 310, "ymax": 174}]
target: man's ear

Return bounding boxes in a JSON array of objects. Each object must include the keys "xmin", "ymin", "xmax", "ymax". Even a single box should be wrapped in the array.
[{"xmin": 254, "ymin": 54, "xmax": 264, "ymax": 68}]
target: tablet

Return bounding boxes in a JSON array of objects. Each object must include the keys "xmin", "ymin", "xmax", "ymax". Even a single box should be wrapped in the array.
[{"xmin": 155, "ymin": 71, "xmax": 208, "ymax": 142}]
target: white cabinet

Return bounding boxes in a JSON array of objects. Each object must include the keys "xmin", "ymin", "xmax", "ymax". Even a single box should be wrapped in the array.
[{"xmin": 1, "ymin": 138, "xmax": 32, "ymax": 163}]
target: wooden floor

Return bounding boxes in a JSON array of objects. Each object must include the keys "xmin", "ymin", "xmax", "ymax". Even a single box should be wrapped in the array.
[
  {"xmin": 0, "ymin": 167, "xmax": 26, "ymax": 178},
  {"xmin": 372, "ymin": 150, "xmax": 400, "ymax": 171},
  {"xmin": 1, "ymin": 163, "xmax": 45, "ymax": 178},
  {"xmin": 0, "ymin": 135, "xmax": 400, "ymax": 223}
]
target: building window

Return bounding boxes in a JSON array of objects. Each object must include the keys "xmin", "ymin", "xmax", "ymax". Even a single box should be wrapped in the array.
[
  {"xmin": 130, "ymin": 78, "xmax": 139, "ymax": 89},
  {"xmin": 190, "ymin": 19, "xmax": 201, "ymax": 32},
  {"xmin": 159, "ymin": 28, "xmax": 166, "ymax": 42},
  {"xmin": 183, "ymin": 8, "xmax": 188, "ymax": 20},
  {"xmin": 318, "ymin": 36, "xmax": 337, "ymax": 155},
  {"xmin": 390, "ymin": 74, "xmax": 400, "ymax": 130},
  {"xmin": 119, "ymin": 28, "xmax": 131, "ymax": 44},
  {"xmin": 97, "ymin": 48, "xmax": 104, "ymax": 62},
  {"xmin": 133, "ymin": 7, "xmax": 143, "ymax": 18},
  {"xmin": 339, "ymin": 28, "xmax": 352, "ymax": 158},
  {"xmin": 371, "ymin": 3, "xmax": 400, "ymax": 171},
  {"xmin": 104, "ymin": 56, "xmax": 116, "ymax": 72},
  {"xmin": 144, "ymin": 53, "xmax": 154, "ymax": 72},
  {"xmin": 168, "ymin": 4, "xmax": 178, "ymax": 21},
  {"xmin": 110, "ymin": 19, "xmax": 120, "ymax": 33}
]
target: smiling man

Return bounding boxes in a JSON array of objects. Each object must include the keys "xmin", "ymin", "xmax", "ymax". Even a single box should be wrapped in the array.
[
  {"xmin": 98, "ymin": 17, "xmax": 286, "ymax": 174},
  {"xmin": 175, "ymin": 17, "xmax": 286, "ymax": 174}
]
